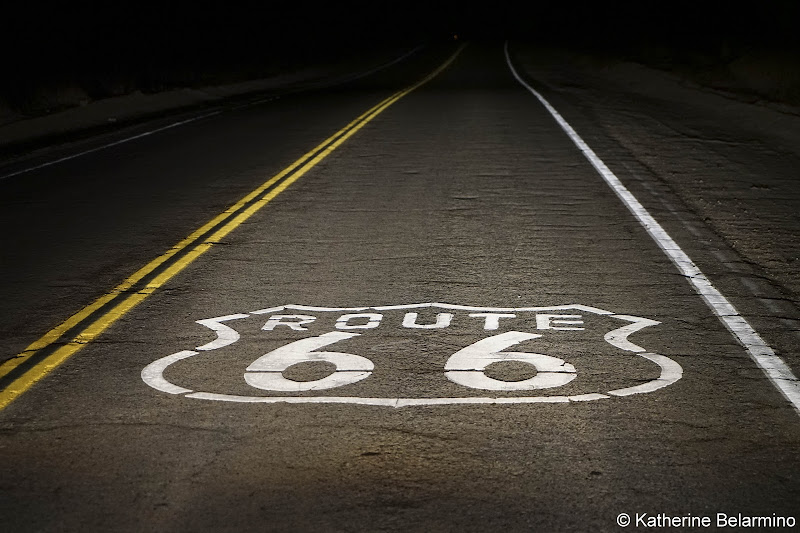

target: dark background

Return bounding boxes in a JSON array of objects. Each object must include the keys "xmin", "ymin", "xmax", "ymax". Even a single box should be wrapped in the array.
[{"xmin": 3, "ymin": 1, "xmax": 799, "ymax": 114}]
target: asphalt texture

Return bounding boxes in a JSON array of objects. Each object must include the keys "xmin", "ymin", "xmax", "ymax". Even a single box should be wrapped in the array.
[{"xmin": 1, "ymin": 43, "xmax": 799, "ymax": 532}]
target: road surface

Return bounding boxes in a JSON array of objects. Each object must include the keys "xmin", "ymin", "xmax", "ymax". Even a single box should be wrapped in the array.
[{"xmin": 1, "ymin": 42, "xmax": 799, "ymax": 532}]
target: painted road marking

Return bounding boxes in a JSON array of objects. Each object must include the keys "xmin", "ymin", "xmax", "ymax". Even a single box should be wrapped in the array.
[
  {"xmin": 227, "ymin": 46, "xmax": 424, "ymax": 112},
  {"xmin": 245, "ymin": 332, "xmax": 373, "ymax": 392},
  {"xmin": 0, "ymin": 46, "xmax": 466, "ymax": 410},
  {"xmin": 141, "ymin": 303, "xmax": 683, "ymax": 407},
  {"xmin": 0, "ymin": 112, "xmax": 221, "ymax": 181},
  {"xmin": 443, "ymin": 331, "xmax": 578, "ymax": 391},
  {"xmin": 504, "ymin": 41, "xmax": 800, "ymax": 415}
]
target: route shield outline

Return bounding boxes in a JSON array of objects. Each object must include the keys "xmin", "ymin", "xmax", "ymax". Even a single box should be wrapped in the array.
[{"xmin": 141, "ymin": 303, "xmax": 683, "ymax": 407}]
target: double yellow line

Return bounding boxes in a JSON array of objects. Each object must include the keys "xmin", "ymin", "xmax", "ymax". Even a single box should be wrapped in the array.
[{"xmin": 0, "ymin": 44, "xmax": 465, "ymax": 410}]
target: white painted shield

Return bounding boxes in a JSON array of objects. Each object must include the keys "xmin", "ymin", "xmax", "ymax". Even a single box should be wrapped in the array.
[{"xmin": 142, "ymin": 303, "xmax": 682, "ymax": 407}]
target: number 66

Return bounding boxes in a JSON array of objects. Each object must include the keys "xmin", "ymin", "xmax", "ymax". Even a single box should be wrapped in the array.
[{"xmin": 245, "ymin": 331, "xmax": 576, "ymax": 392}]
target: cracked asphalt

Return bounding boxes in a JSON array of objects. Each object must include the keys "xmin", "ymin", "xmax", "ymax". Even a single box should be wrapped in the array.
[{"xmin": 1, "ymin": 43, "xmax": 799, "ymax": 532}]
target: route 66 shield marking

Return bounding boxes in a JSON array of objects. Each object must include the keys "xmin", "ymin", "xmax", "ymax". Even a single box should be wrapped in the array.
[{"xmin": 142, "ymin": 303, "xmax": 682, "ymax": 407}]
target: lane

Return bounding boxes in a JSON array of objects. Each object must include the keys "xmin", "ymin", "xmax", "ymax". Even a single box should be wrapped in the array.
[
  {"xmin": 505, "ymin": 43, "xmax": 800, "ymax": 413},
  {"xmin": 0, "ymin": 44, "xmax": 424, "ymax": 181},
  {"xmin": 505, "ymin": 44, "xmax": 800, "ymax": 399},
  {"xmin": 1, "ymin": 43, "xmax": 799, "ymax": 531},
  {"xmin": 0, "ymin": 45, "xmax": 454, "ymax": 368},
  {"xmin": 0, "ymin": 46, "xmax": 464, "ymax": 409}
]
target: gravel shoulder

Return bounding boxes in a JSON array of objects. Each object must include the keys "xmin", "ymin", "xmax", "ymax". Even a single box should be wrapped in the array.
[{"xmin": 511, "ymin": 44, "xmax": 800, "ymax": 305}]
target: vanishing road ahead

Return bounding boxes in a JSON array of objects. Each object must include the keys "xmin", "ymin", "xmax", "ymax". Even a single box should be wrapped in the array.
[{"xmin": 2, "ymin": 43, "xmax": 799, "ymax": 531}]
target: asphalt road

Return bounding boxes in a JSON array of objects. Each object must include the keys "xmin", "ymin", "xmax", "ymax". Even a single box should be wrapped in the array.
[{"xmin": 1, "ymin": 43, "xmax": 799, "ymax": 532}]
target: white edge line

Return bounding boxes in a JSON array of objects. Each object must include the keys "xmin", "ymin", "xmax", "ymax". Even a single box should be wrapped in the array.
[
  {"xmin": 309, "ymin": 45, "xmax": 425, "ymax": 89},
  {"xmin": 229, "ymin": 45, "xmax": 426, "ymax": 112},
  {"xmin": 0, "ymin": 112, "xmax": 221, "ymax": 181},
  {"xmin": 504, "ymin": 41, "xmax": 800, "ymax": 415},
  {"xmin": 0, "ymin": 45, "xmax": 425, "ymax": 182}
]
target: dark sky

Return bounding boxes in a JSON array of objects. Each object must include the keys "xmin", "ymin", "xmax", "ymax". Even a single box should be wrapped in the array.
[
  {"xmin": 3, "ymin": 1, "xmax": 798, "ymax": 102},
  {"xmin": 7, "ymin": 1, "xmax": 799, "ymax": 49}
]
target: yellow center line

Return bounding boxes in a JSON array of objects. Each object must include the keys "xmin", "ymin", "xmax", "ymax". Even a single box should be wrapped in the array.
[
  {"xmin": 0, "ymin": 44, "xmax": 466, "ymax": 410},
  {"xmin": 0, "ymin": 87, "xmax": 398, "ymax": 380}
]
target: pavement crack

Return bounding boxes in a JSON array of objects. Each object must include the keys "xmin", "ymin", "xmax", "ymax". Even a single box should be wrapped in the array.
[{"xmin": 372, "ymin": 426, "xmax": 461, "ymax": 443}]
